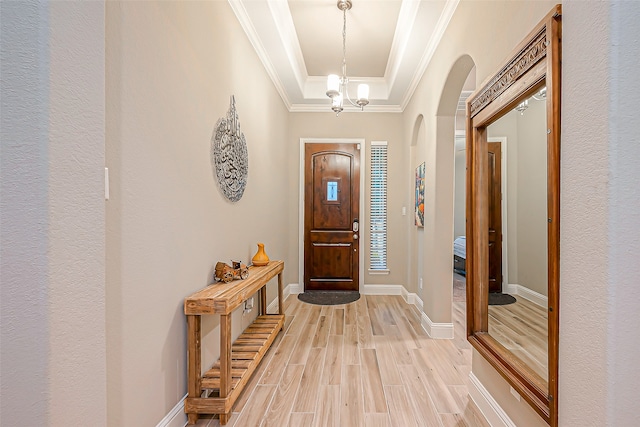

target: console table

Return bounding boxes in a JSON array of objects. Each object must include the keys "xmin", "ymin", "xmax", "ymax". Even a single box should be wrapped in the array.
[{"xmin": 184, "ymin": 260, "xmax": 285, "ymax": 425}]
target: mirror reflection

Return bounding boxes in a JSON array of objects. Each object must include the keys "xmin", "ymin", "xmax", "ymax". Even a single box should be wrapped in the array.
[{"xmin": 486, "ymin": 87, "xmax": 549, "ymax": 389}]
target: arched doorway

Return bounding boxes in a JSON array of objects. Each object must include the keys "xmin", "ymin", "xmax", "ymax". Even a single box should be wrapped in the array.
[
  {"xmin": 408, "ymin": 115, "xmax": 426, "ymax": 310},
  {"xmin": 453, "ymin": 67, "xmax": 476, "ymax": 304},
  {"xmin": 435, "ymin": 54, "xmax": 475, "ymax": 330},
  {"xmin": 410, "ymin": 54, "xmax": 475, "ymax": 338}
]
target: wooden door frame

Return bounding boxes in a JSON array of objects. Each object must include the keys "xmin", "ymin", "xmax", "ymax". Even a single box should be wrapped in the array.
[
  {"xmin": 298, "ymin": 138, "xmax": 365, "ymax": 292},
  {"xmin": 455, "ymin": 135, "xmax": 509, "ymax": 291},
  {"xmin": 489, "ymin": 137, "xmax": 508, "ymax": 292}
]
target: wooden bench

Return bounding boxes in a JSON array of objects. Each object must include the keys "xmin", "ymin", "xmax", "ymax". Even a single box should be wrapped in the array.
[{"xmin": 184, "ymin": 260, "xmax": 285, "ymax": 425}]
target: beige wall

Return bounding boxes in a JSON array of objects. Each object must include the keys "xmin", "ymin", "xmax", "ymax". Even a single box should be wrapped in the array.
[
  {"xmin": 412, "ymin": 117, "xmax": 427, "ymax": 299},
  {"xmin": 453, "ymin": 140, "xmax": 466, "ymax": 240},
  {"xmin": 105, "ymin": 2, "xmax": 290, "ymax": 425},
  {"xmin": 515, "ymin": 99, "xmax": 548, "ymax": 296},
  {"xmin": 489, "ymin": 112, "xmax": 519, "ymax": 287},
  {"xmin": 488, "ymin": 99, "xmax": 548, "ymax": 296},
  {"xmin": 1, "ymin": 1, "xmax": 107, "ymax": 425},
  {"xmin": 453, "ymin": 70, "xmax": 475, "ymax": 241},
  {"xmin": 287, "ymin": 113, "xmax": 407, "ymax": 289},
  {"xmin": 402, "ymin": 115, "xmax": 429, "ymax": 299}
]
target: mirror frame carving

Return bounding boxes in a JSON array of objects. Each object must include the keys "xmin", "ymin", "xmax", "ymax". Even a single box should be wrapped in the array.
[{"xmin": 465, "ymin": 5, "xmax": 561, "ymax": 426}]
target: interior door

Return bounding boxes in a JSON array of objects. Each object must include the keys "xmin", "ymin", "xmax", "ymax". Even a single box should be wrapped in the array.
[
  {"xmin": 304, "ymin": 143, "xmax": 360, "ymax": 292},
  {"xmin": 488, "ymin": 141, "xmax": 503, "ymax": 293}
]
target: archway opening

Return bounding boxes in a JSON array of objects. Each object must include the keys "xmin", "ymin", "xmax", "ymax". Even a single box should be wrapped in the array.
[
  {"xmin": 452, "ymin": 67, "xmax": 476, "ymax": 305},
  {"xmin": 409, "ymin": 115, "xmax": 426, "ymax": 306},
  {"xmin": 431, "ymin": 54, "xmax": 476, "ymax": 330}
]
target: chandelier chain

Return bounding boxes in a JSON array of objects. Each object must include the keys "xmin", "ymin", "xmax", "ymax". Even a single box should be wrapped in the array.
[
  {"xmin": 342, "ymin": 6, "xmax": 347, "ymax": 80},
  {"xmin": 326, "ymin": 0, "xmax": 368, "ymax": 114}
]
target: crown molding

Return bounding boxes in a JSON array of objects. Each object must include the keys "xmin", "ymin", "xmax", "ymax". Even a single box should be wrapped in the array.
[
  {"xmin": 229, "ymin": 0, "xmax": 292, "ymax": 108},
  {"xmin": 267, "ymin": 0, "xmax": 308, "ymax": 92},
  {"xmin": 384, "ymin": 0, "xmax": 421, "ymax": 93},
  {"xmin": 400, "ymin": 0, "xmax": 460, "ymax": 110}
]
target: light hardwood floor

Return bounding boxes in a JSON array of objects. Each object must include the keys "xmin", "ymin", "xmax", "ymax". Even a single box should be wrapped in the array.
[
  {"xmin": 191, "ymin": 294, "xmax": 489, "ymax": 427},
  {"xmin": 488, "ymin": 295, "xmax": 549, "ymax": 383}
]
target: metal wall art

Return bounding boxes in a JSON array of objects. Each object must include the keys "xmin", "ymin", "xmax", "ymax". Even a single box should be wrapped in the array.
[{"xmin": 211, "ymin": 96, "xmax": 248, "ymax": 202}]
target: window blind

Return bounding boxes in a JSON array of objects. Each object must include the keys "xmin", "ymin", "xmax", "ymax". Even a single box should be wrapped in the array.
[{"xmin": 370, "ymin": 142, "xmax": 388, "ymax": 270}]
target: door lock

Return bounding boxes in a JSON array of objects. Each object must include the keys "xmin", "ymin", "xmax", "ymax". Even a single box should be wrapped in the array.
[{"xmin": 353, "ymin": 218, "xmax": 359, "ymax": 232}]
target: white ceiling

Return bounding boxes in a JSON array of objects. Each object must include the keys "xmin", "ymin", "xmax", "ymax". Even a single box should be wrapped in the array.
[
  {"xmin": 290, "ymin": 0, "xmax": 402, "ymax": 78},
  {"xmin": 230, "ymin": 0, "xmax": 460, "ymax": 112}
]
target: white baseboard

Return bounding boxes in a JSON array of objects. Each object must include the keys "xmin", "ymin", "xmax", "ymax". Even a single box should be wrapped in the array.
[
  {"xmin": 468, "ymin": 373, "xmax": 516, "ymax": 427},
  {"xmin": 402, "ymin": 291, "xmax": 423, "ymax": 310},
  {"xmin": 506, "ymin": 283, "xmax": 547, "ymax": 308},
  {"xmin": 155, "ymin": 394, "xmax": 187, "ymax": 427},
  {"xmin": 365, "ymin": 285, "xmax": 454, "ymax": 339},
  {"xmin": 267, "ymin": 283, "xmax": 298, "ymax": 313},
  {"xmin": 421, "ymin": 311, "xmax": 455, "ymax": 339},
  {"xmin": 287, "ymin": 283, "xmax": 302, "ymax": 295},
  {"xmin": 505, "ymin": 283, "xmax": 519, "ymax": 296},
  {"xmin": 403, "ymin": 290, "xmax": 454, "ymax": 339},
  {"xmin": 267, "ymin": 294, "xmax": 280, "ymax": 314},
  {"xmin": 516, "ymin": 285, "xmax": 547, "ymax": 307},
  {"xmin": 363, "ymin": 284, "xmax": 404, "ymax": 295}
]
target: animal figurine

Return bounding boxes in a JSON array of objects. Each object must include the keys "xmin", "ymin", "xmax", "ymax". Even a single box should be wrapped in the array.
[{"xmin": 214, "ymin": 260, "xmax": 249, "ymax": 283}]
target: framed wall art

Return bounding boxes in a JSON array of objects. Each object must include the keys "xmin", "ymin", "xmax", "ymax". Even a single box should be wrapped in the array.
[{"xmin": 415, "ymin": 162, "xmax": 425, "ymax": 227}]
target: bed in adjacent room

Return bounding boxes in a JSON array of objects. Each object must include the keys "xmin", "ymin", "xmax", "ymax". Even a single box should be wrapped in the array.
[{"xmin": 453, "ymin": 236, "xmax": 466, "ymax": 275}]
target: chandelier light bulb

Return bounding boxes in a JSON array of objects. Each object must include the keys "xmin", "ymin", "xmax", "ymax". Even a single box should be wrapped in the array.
[
  {"xmin": 332, "ymin": 93, "xmax": 343, "ymax": 108},
  {"xmin": 357, "ymin": 84, "xmax": 370, "ymax": 103},
  {"xmin": 332, "ymin": 93, "xmax": 344, "ymax": 115},
  {"xmin": 516, "ymin": 99, "xmax": 529, "ymax": 115},
  {"xmin": 327, "ymin": 74, "xmax": 340, "ymax": 98},
  {"xmin": 532, "ymin": 87, "xmax": 547, "ymax": 101}
]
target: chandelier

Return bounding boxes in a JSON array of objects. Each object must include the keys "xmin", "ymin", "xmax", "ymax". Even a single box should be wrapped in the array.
[
  {"xmin": 515, "ymin": 87, "xmax": 547, "ymax": 115},
  {"xmin": 326, "ymin": 0, "xmax": 369, "ymax": 115}
]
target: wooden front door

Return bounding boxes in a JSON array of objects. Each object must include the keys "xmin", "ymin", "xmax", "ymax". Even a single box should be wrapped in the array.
[
  {"xmin": 304, "ymin": 143, "xmax": 360, "ymax": 292},
  {"xmin": 487, "ymin": 141, "xmax": 503, "ymax": 293}
]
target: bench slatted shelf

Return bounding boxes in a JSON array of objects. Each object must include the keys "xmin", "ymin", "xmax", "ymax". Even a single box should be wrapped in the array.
[{"xmin": 184, "ymin": 260, "xmax": 285, "ymax": 425}]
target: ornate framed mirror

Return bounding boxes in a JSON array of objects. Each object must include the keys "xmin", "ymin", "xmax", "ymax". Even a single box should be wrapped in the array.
[{"xmin": 465, "ymin": 5, "xmax": 561, "ymax": 426}]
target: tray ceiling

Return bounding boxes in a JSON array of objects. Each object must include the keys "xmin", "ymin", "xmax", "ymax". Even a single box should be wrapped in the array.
[{"xmin": 230, "ymin": 0, "xmax": 459, "ymax": 112}]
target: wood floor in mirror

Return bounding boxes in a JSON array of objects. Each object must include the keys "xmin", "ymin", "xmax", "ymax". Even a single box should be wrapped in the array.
[
  {"xmin": 489, "ymin": 297, "xmax": 549, "ymax": 383},
  {"xmin": 191, "ymin": 293, "xmax": 489, "ymax": 427}
]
